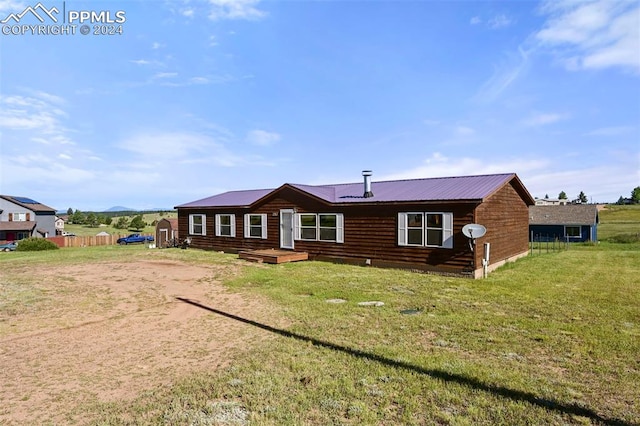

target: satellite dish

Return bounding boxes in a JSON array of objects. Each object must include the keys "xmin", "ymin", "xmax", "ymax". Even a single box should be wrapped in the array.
[{"xmin": 462, "ymin": 224, "xmax": 487, "ymax": 239}]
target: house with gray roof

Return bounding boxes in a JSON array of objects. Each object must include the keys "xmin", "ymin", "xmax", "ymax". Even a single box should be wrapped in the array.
[
  {"xmin": 176, "ymin": 172, "xmax": 535, "ymax": 278},
  {"xmin": 0, "ymin": 195, "xmax": 57, "ymax": 242},
  {"xmin": 529, "ymin": 204, "xmax": 599, "ymax": 243}
]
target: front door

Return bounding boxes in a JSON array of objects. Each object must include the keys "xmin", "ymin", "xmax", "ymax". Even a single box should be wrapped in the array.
[{"xmin": 280, "ymin": 209, "xmax": 294, "ymax": 249}]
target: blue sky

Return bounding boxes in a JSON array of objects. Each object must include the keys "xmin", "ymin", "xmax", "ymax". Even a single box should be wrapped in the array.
[{"xmin": 0, "ymin": 0, "xmax": 638, "ymax": 211}]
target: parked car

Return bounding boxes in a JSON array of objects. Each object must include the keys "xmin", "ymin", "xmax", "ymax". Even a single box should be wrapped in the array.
[
  {"xmin": 0, "ymin": 241, "xmax": 17, "ymax": 252},
  {"xmin": 117, "ymin": 234, "xmax": 154, "ymax": 245}
]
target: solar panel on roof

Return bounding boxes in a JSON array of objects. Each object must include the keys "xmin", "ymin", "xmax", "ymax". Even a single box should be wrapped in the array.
[{"xmin": 12, "ymin": 196, "xmax": 39, "ymax": 204}]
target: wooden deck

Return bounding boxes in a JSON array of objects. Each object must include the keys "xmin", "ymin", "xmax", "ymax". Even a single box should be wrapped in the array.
[{"xmin": 238, "ymin": 249, "xmax": 309, "ymax": 264}]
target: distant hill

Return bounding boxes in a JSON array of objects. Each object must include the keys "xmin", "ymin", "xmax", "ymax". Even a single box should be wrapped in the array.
[{"xmin": 105, "ymin": 206, "xmax": 135, "ymax": 212}]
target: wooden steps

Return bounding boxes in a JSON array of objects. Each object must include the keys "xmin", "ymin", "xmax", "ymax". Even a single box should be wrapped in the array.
[{"xmin": 239, "ymin": 249, "xmax": 308, "ymax": 264}]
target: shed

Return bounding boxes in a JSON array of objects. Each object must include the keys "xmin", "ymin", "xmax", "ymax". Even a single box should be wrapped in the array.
[
  {"xmin": 175, "ymin": 172, "xmax": 535, "ymax": 278},
  {"xmin": 529, "ymin": 205, "xmax": 599, "ymax": 242},
  {"xmin": 156, "ymin": 218, "xmax": 179, "ymax": 248}
]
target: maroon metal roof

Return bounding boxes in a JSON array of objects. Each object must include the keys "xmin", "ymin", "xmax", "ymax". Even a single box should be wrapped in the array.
[
  {"xmin": 176, "ymin": 173, "xmax": 532, "ymax": 208},
  {"xmin": 177, "ymin": 188, "xmax": 274, "ymax": 208}
]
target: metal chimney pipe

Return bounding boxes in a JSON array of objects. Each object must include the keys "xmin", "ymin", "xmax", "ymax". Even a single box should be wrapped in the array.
[{"xmin": 362, "ymin": 170, "xmax": 373, "ymax": 198}]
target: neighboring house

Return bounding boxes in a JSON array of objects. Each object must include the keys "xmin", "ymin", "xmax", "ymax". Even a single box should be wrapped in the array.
[
  {"xmin": 55, "ymin": 216, "xmax": 65, "ymax": 235},
  {"xmin": 156, "ymin": 218, "xmax": 179, "ymax": 247},
  {"xmin": 534, "ymin": 198, "xmax": 568, "ymax": 206},
  {"xmin": 529, "ymin": 205, "xmax": 599, "ymax": 243},
  {"xmin": 0, "ymin": 195, "xmax": 57, "ymax": 241},
  {"xmin": 176, "ymin": 172, "xmax": 535, "ymax": 278}
]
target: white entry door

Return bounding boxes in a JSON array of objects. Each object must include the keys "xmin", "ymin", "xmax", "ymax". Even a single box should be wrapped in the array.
[{"xmin": 280, "ymin": 209, "xmax": 294, "ymax": 249}]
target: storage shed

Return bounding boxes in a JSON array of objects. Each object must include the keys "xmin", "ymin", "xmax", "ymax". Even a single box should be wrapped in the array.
[
  {"xmin": 156, "ymin": 218, "xmax": 179, "ymax": 248},
  {"xmin": 175, "ymin": 172, "xmax": 535, "ymax": 278}
]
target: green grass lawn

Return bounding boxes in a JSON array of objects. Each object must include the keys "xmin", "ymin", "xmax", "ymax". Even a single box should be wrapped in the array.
[
  {"xmin": 2, "ymin": 242, "xmax": 638, "ymax": 425},
  {"xmin": 598, "ymin": 205, "xmax": 640, "ymax": 241}
]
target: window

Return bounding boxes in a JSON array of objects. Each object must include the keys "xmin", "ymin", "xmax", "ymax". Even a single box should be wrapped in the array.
[
  {"xmin": 398, "ymin": 212, "xmax": 453, "ymax": 248},
  {"xmin": 299, "ymin": 214, "xmax": 317, "ymax": 240},
  {"xmin": 565, "ymin": 226, "xmax": 581, "ymax": 238},
  {"xmin": 189, "ymin": 214, "xmax": 206, "ymax": 235},
  {"xmin": 426, "ymin": 213, "xmax": 444, "ymax": 246},
  {"xmin": 244, "ymin": 214, "xmax": 267, "ymax": 239},
  {"xmin": 10, "ymin": 213, "xmax": 28, "ymax": 221},
  {"xmin": 215, "ymin": 214, "xmax": 235, "ymax": 237},
  {"xmin": 296, "ymin": 213, "xmax": 343, "ymax": 243}
]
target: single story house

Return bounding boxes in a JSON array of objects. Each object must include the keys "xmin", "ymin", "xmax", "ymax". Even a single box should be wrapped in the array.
[
  {"xmin": 176, "ymin": 172, "xmax": 534, "ymax": 278},
  {"xmin": 0, "ymin": 195, "xmax": 57, "ymax": 241},
  {"xmin": 534, "ymin": 197, "xmax": 568, "ymax": 206},
  {"xmin": 529, "ymin": 204, "xmax": 599, "ymax": 243}
]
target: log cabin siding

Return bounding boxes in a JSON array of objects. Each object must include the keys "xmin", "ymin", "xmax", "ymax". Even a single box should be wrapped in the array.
[
  {"xmin": 179, "ymin": 189, "xmax": 478, "ymax": 274},
  {"xmin": 176, "ymin": 174, "xmax": 533, "ymax": 277},
  {"xmin": 475, "ymin": 182, "xmax": 530, "ymax": 267}
]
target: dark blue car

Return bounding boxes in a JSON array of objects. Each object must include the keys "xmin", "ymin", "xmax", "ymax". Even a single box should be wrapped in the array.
[{"xmin": 116, "ymin": 234, "xmax": 154, "ymax": 245}]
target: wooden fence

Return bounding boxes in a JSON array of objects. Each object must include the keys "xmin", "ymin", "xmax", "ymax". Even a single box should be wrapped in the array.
[{"xmin": 48, "ymin": 234, "xmax": 155, "ymax": 248}]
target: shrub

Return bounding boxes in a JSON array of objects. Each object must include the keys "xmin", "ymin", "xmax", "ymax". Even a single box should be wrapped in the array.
[{"xmin": 16, "ymin": 237, "xmax": 60, "ymax": 251}]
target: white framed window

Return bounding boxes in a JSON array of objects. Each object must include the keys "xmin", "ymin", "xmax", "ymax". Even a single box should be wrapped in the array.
[
  {"xmin": 11, "ymin": 213, "xmax": 27, "ymax": 221},
  {"xmin": 244, "ymin": 214, "xmax": 267, "ymax": 239},
  {"xmin": 398, "ymin": 212, "xmax": 453, "ymax": 248},
  {"xmin": 189, "ymin": 214, "xmax": 206, "ymax": 236},
  {"xmin": 565, "ymin": 225, "xmax": 581, "ymax": 238},
  {"xmin": 295, "ymin": 213, "xmax": 343, "ymax": 243},
  {"xmin": 215, "ymin": 214, "xmax": 236, "ymax": 237}
]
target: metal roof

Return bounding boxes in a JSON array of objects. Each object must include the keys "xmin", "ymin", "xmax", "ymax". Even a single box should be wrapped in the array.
[
  {"xmin": 177, "ymin": 188, "xmax": 274, "ymax": 208},
  {"xmin": 529, "ymin": 205, "xmax": 599, "ymax": 225},
  {"xmin": 176, "ymin": 173, "xmax": 532, "ymax": 208}
]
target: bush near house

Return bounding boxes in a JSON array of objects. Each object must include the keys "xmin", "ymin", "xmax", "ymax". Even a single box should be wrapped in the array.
[{"xmin": 15, "ymin": 237, "xmax": 59, "ymax": 251}]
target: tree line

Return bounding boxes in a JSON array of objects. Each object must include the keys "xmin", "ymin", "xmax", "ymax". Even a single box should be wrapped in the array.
[
  {"xmin": 541, "ymin": 186, "xmax": 640, "ymax": 205},
  {"xmin": 65, "ymin": 208, "xmax": 148, "ymax": 231}
]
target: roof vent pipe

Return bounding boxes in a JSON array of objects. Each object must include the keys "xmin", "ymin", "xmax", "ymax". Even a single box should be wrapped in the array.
[{"xmin": 362, "ymin": 170, "xmax": 373, "ymax": 198}]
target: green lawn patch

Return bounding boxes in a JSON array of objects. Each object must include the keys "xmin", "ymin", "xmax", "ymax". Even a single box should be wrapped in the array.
[{"xmin": 2, "ymin": 243, "xmax": 638, "ymax": 425}]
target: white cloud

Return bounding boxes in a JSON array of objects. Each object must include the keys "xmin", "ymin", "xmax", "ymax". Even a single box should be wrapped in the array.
[
  {"xmin": 246, "ymin": 129, "xmax": 281, "ymax": 146},
  {"xmin": 536, "ymin": 0, "xmax": 640, "ymax": 73},
  {"xmin": 207, "ymin": 0, "xmax": 266, "ymax": 21},
  {"xmin": 0, "ymin": 0, "xmax": 25, "ymax": 14},
  {"xmin": 521, "ymin": 112, "xmax": 569, "ymax": 127},
  {"xmin": 473, "ymin": 46, "xmax": 531, "ymax": 103},
  {"xmin": 153, "ymin": 72, "xmax": 178, "ymax": 79},
  {"xmin": 455, "ymin": 125, "xmax": 475, "ymax": 136},
  {"xmin": 151, "ymin": 42, "xmax": 164, "ymax": 49},
  {"xmin": 583, "ymin": 125, "xmax": 634, "ymax": 136},
  {"xmin": 488, "ymin": 14, "xmax": 513, "ymax": 29},
  {"xmin": 3, "ymin": 154, "xmax": 95, "ymax": 186},
  {"xmin": 130, "ymin": 59, "xmax": 152, "ymax": 65},
  {"xmin": 379, "ymin": 152, "xmax": 638, "ymax": 203},
  {"xmin": 470, "ymin": 16, "xmax": 481, "ymax": 25},
  {"xmin": 381, "ymin": 152, "xmax": 549, "ymax": 182},
  {"xmin": 0, "ymin": 93, "xmax": 72, "ymax": 143},
  {"xmin": 189, "ymin": 76, "xmax": 210, "ymax": 84}
]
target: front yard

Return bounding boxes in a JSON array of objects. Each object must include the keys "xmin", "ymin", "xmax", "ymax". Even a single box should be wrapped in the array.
[{"xmin": 0, "ymin": 242, "xmax": 638, "ymax": 425}]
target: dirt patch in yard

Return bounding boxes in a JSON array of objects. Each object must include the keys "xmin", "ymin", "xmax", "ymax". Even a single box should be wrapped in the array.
[{"xmin": 0, "ymin": 258, "xmax": 280, "ymax": 425}]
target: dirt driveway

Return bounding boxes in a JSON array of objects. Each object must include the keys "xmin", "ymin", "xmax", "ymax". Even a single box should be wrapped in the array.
[{"xmin": 0, "ymin": 258, "xmax": 278, "ymax": 424}]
